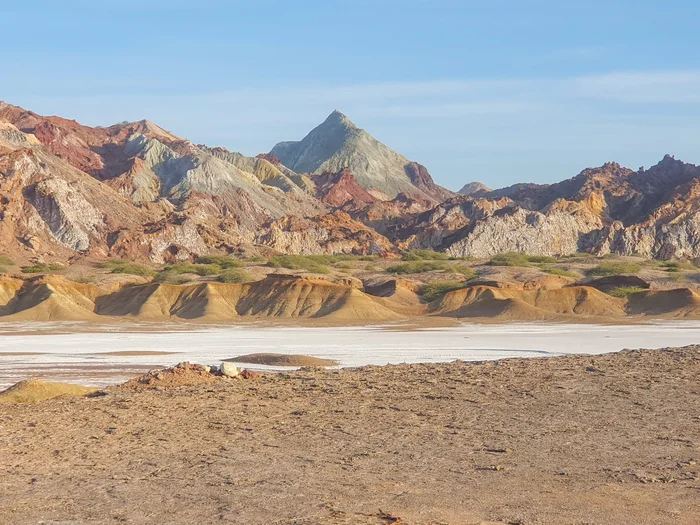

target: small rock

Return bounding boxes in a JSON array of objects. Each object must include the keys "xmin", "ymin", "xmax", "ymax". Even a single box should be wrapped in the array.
[
  {"xmin": 241, "ymin": 369, "xmax": 259, "ymax": 380},
  {"xmin": 220, "ymin": 362, "xmax": 240, "ymax": 378}
]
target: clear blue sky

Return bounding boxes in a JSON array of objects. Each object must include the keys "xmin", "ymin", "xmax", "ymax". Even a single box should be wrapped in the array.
[{"xmin": 4, "ymin": 0, "xmax": 700, "ymax": 190}]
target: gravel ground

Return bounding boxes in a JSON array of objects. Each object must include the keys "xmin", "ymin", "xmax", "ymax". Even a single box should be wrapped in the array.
[{"xmin": 1, "ymin": 346, "xmax": 699, "ymax": 524}]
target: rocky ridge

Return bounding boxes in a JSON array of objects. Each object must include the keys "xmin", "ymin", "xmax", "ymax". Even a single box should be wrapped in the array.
[{"xmin": 2, "ymin": 100, "xmax": 700, "ymax": 263}]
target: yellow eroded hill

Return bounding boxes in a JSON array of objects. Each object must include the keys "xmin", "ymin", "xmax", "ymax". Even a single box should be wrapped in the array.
[
  {"xmin": 1, "ymin": 276, "xmax": 107, "ymax": 321},
  {"xmin": 626, "ymin": 288, "xmax": 700, "ymax": 318},
  {"xmin": 0, "ymin": 275, "xmax": 405, "ymax": 322},
  {"xmin": 431, "ymin": 285, "xmax": 626, "ymax": 320},
  {"xmin": 3, "ymin": 275, "xmax": 699, "ymax": 323},
  {"xmin": 0, "ymin": 378, "xmax": 97, "ymax": 403}
]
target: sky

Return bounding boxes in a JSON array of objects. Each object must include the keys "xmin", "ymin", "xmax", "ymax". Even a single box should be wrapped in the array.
[{"xmin": 3, "ymin": 0, "xmax": 700, "ymax": 190}]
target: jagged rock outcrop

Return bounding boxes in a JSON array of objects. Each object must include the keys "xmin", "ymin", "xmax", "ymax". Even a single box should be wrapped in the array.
[{"xmin": 254, "ymin": 211, "xmax": 396, "ymax": 255}]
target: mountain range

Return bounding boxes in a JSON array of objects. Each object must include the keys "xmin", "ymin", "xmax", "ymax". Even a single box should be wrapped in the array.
[{"xmin": 1, "ymin": 99, "xmax": 700, "ymax": 263}]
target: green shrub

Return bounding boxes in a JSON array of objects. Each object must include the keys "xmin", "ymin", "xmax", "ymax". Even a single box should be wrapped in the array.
[
  {"xmin": 527, "ymin": 255, "xmax": 557, "ymax": 264},
  {"xmin": 488, "ymin": 252, "xmax": 531, "ymax": 267},
  {"xmin": 0, "ymin": 255, "xmax": 14, "ymax": 266},
  {"xmin": 21, "ymin": 263, "xmax": 63, "ymax": 274},
  {"xmin": 218, "ymin": 269, "xmax": 254, "ymax": 283},
  {"xmin": 661, "ymin": 261, "xmax": 695, "ymax": 272},
  {"xmin": 542, "ymin": 267, "xmax": 580, "ymax": 278},
  {"xmin": 386, "ymin": 261, "xmax": 449, "ymax": 274},
  {"xmin": 586, "ymin": 262, "xmax": 641, "ymax": 277},
  {"xmin": 402, "ymin": 250, "xmax": 449, "ymax": 261},
  {"xmin": 453, "ymin": 266, "xmax": 477, "ymax": 279},
  {"xmin": 334, "ymin": 262, "xmax": 353, "ymax": 269},
  {"xmin": 154, "ymin": 271, "xmax": 193, "ymax": 284},
  {"xmin": 608, "ymin": 286, "xmax": 647, "ymax": 298},
  {"xmin": 421, "ymin": 281, "xmax": 468, "ymax": 302},
  {"xmin": 163, "ymin": 263, "xmax": 222, "ymax": 276},
  {"xmin": 98, "ymin": 259, "xmax": 155, "ymax": 277},
  {"xmin": 266, "ymin": 255, "xmax": 333, "ymax": 274},
  {"xmin": 194, "ymin": 255, "xmax": 242, "ymax": 269}
]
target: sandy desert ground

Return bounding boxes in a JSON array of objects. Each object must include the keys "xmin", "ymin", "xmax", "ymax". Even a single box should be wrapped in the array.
[{"xmin": 1, "ymin": 346, "xmax": 699, "ymax": 524}]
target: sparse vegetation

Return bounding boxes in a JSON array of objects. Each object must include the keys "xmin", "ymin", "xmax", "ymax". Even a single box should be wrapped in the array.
[
  {"xmin": 661, "ymin": 261, "xmax": 695, "ymax": 272},
  {"xmin": 386, "ymin": 261, "xmax": 449, "ymax": 274},
  {"xmin": 488, "ymin": 252, "xmax": 530, "ymax": 267},
  {"xmin": 421, "ymin": 281, "xmax": 468, "ymax": 302},
  {"xmin": 402, "ymin": 250, "xmax": 449, "ymax": 261},
  {"xmin": 218, "ymin": 269, "xmax": 254, "ymax": 284},
  {"xmin": 668, "ymin": 272, "xmax": 687, "ymax": 283},
  {"xmin": 193, "ymin": 255, "xmax": 242, "ymax": 269},
  {"xmin": 99, "ymin": 259, "xmax": 155, "ymax": 277},
  {"xmin": 154, "ymin": 271, "xmax": 194, "ymax": 284},
  {"xmin": 542, "ymin": 267, "xmax": 580, "ymax": 279},
  {"xmin": 453, "ymin": 265, "xmax": 477, "ymax": 279},
  {"xmin": 21, "ymin": 263, "xmax": 64, "ymax": 274},
  {"xmin": 488, "ymin": 252, "xmax": 555, "ymax": 267},
  {"xmin": 162, "ymin": 263, "xmax": 223, "ymax": 276},
  {"xmin": 586, "ymin": 262, "xmax": 641, "ymax": 277},
  {"xmin": 608, "ymin": 286, "xmax": 647, "ymax": 298},
  {"xmin": 0, "ymin": 255, "xmax": 14, "ymax": 266},
  {"xmin": 266, "ymin": 255, "xmax": 334, "ymax": 274}
]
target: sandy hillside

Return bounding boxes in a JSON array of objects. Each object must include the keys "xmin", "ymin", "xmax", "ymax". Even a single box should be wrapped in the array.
[{"xmin": 0, "ymin": 347, "xmax": 698, "ymax": 524}]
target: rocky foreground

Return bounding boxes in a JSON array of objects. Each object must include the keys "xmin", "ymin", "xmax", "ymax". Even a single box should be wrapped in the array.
[{"xmin": 1, "ymin": 347, "xmax": 699, "ymax": 524}]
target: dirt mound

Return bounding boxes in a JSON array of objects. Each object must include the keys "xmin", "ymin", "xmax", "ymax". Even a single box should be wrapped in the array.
[
  {"xmin": 116, "ymin": 362, "xmax": 258, "ymax": 392},
  {"xmin": 0, "ymin": 378, "xmax": 96, "ymax": 403},
  {"xmin": 116, "ymin": 362, "xmax": 224, "ymax": 391},
  {"xmin": 226, "ymin": 353, "xmax": 339, "ymax": 367},
  {"xmin": 432, "ymin": 285, "xmax": 626, "ymax": 320},
  {"xmin": 626, "ymin": 288, "xmax": 700, "ymax": 317}
]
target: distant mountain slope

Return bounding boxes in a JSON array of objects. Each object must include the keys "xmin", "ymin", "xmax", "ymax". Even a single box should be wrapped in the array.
[
  {"xmin": 458, "ymin": 182, "xmax": 491, "ymax": 196},
  {"xmin": 4, "ymin": 99, "xmax": 700, "ymax": 263},
  {"xmin": 270, "ymin": 110, "xmax": 454, "ymax": 202}
]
